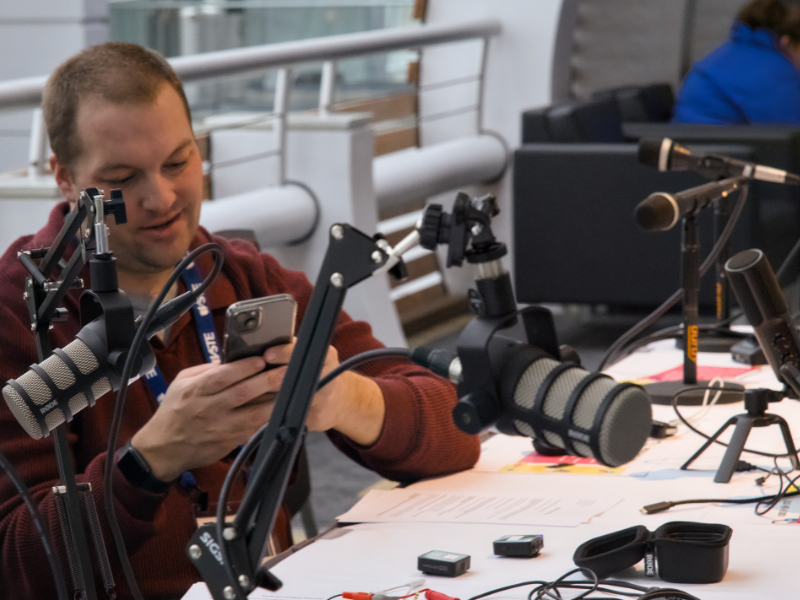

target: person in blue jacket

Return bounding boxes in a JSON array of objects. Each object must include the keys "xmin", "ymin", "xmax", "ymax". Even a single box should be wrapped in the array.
[{"xmin": 674, "ymin": 0, "xmax": 800, "ymax": 125}]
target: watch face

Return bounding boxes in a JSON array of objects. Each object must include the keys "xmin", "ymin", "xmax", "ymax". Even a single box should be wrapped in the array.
[{"xmin": 117, "ymin": 442, "xmax": 170, "ymax": 493}]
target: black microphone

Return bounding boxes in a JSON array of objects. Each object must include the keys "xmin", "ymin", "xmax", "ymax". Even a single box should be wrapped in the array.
[
  {"xmin": 725, "ymin": 249, "xmax": 800, "ymax": 393},
  {"xmin": 1, "ymin": 289, "xmax": 203, "ymax": 441},
  {"xmin": 639, "ymin": 137, "xmax": 800, "ymax": 185},
  {"xmin": 634, "ymin": 177, "xmax": 744, "ymax": 231},
  {"xmin": 412, "ymin": 344, "xmax": 652, "ymax": 468},
  {"xmin": 3, "ymin": 317, "xmax": 157, "ymax": 440}
]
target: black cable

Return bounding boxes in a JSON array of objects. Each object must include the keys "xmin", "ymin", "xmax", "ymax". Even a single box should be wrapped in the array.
[
  {"xmin": 0, "ymin": 448, "xmax": 69, "ymax": 600},
  {"xmin": 215, "ymin": 421, "xmax": 268, "ymax": 600},
  {"xmin": 671, "ymin": 386, "xmax": 800, "ymax": 459},
  {"xmin": 212, "ymin": 347, "xmax": 413, "ymax": 599},
  {"xmin": 317, "ymin": 348, "xmax": 412, "ymax": 389},
  {"xmin": 467, "ymin": 580, "xmax": 550, "ymax": 600},
  {"xmin": 598, "ymin": 183, "xmax": 750, "ymax": 371},
  {"xmin": 755, "ymin": 468, "xmax": 800, "ymax": 516},
  {"xmin": 776, "ymin": 230, "xmax": 800, "ymax": 283},
  {"xmin": 103, "ymin": 243, "xmax": 224, "ymax": 600}
]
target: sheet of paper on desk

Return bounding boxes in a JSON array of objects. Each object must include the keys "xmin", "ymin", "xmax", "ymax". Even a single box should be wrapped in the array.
[{"xmin": 337, "ymin": 487, "xmax": 617, "ymax": 527}]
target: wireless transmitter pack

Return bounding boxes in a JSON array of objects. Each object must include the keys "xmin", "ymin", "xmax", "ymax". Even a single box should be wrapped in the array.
[
  {"xmin": 418, "ymin": 550, "xmax": 471, "ymax": 577},
  {"xmin": 493, "ymin": 534, "xmax": 544, "ymax": 558}
]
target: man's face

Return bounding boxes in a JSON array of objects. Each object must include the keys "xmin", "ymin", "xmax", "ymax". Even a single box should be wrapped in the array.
[{"xmin": 53, "ymin": 84, "xmax": 203, "ymax": 278}]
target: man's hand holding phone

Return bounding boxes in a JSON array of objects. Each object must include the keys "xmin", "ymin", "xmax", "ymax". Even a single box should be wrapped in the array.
[{"xmin": 258, "ymin": 339, "xmax": 385, "ymax": 447}]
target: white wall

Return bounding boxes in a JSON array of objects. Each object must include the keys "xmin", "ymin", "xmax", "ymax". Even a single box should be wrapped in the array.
[
  {"xmin": 421, "ymin": 0, "xmax": 565, "ymax": 296},
  {"xmin": 0, "ymin": 0, "xmax": 109, "ymax": 173}
]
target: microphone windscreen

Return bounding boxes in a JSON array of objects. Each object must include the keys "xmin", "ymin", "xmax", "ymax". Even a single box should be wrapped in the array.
[
  {"xmin": 3, "ymin": 338, "xmax": 111, "ymax": 439},
  {"xmin": 634, "ymin": 193, "xmax": 676, "ymax": 231},
  {"xmin": 506, "ymin": 356, "xmax": 651, "ymax": 467},
  {"xmin": 638, "ymin": 139, "xmax": 665, "ymax": 170}
]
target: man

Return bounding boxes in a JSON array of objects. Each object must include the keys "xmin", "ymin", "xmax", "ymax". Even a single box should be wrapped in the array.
[{"xmin": 0, "ymin": 43, "xmax": 479, "ymax": 600}]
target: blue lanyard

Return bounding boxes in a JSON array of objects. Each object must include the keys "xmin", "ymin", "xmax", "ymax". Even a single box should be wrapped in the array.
[
  {"xmin": 140, "ymin": 261, "xmax": 220, "ymax": 492},
  {"xmin": 142, "ymin": 261, "xmax": 220, "ymax": 404}
]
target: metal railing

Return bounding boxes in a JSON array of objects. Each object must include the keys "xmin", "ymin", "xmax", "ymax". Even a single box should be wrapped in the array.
[{"xmin": 0, "ymin": 19, "xmax": 500, "ymax": 184}]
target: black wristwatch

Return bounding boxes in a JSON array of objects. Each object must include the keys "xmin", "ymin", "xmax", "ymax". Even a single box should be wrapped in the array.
[{"xmin": 116, "ymin": 440, "xmax": 172, "ymax": 493}]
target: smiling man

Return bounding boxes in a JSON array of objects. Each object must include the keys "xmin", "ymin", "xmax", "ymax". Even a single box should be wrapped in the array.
[{"xmin": 0, "ymin": 43, "xmax": 478, "ymax": 600}]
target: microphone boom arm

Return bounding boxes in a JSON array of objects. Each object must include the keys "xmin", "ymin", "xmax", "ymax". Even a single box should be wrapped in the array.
[
  {"xmin": 188, "ymin": 223, "xmax": 403, "ymax": 600},
  {"xmin": 17, "ymin": 187, "xmax": 128, "ymax": 600}
]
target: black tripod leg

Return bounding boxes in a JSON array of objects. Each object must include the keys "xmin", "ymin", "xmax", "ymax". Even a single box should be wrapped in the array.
[
  {"xmin": 775, "ymin": 416, "xmax": 800, "ymax": 470},
  {"xmin": 681, "ymin": 416, "xmax": 737, "ymax": 471},
  {"xmin": 715, "ymin": 416, "xmax": 754, "ymax": 483}
]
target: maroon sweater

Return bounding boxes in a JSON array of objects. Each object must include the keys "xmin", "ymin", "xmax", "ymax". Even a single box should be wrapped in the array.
[{"xmin": 0, "ymin": 203, "xmax": 479, "ymax": 600}]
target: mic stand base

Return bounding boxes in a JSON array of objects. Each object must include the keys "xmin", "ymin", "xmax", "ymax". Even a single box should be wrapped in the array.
[
  {"xmin": 681, "ymin": 388, "xmax": 800, "ymax": 483},
  {"xmin": 644, "ymin": 380, "xmax": 743, "ymax": 406}
]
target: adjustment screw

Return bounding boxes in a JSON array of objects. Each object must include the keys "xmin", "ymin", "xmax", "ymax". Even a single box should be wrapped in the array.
[
  {"xmin": 238, "ymin": 575, "xmax": 250, "ymax": 588},
  {"xmin": 330, "ymin": 224, "xmax": 344, "ymax": 239},
  {"xmin": 371, "ymin": 250, "xmax": 383, "ymax": 263},
  {"xmin": 330, "ymin": 273, "xmax": 344, "ymax": 287},
  {"xmin": 471, "ymin": 223, "xmax": 483, "ymax": 236},
  {"xmin": 223, "ymin": 586, "xmax": 236, "ymax": 600},
  {"xmin": 223, "ymin": 527, "xmax": 237, "ymax": 541},
  {"xmin": 22, "ymin": 292, "xmax": 28, "ymax": 300},
  {"xmin": 85, "ymin": 228, "xmax": 92, "ymax": 238},
  {"xmin": 189, "ymin": 545, "xmax": 202, "ymax": 560}
]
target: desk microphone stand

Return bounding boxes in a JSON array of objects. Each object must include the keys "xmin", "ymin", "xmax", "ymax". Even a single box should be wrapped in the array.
[
  {"xmin": 681, "ymin": 387, "xmax": 799, "ymax": 483},
  {"xmin": 18, "ymin": 188, "xmax": 128, "ymax": 600},
  {"xmin": 695, "ymin": 195, "xmax": 748, "ymax": 352},
  {"xmin": 646, "ymin": 211, "xmax": 743, "ymax": 405}
]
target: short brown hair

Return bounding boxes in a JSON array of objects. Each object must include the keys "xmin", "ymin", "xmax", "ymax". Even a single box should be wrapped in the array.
[
  {"xmin": 43, "ymin": 42, "xmax": 192, "ymax": 172},
  {"xmin": 739, "ymin": 0, "xmax": 800, "ymax": 43}
]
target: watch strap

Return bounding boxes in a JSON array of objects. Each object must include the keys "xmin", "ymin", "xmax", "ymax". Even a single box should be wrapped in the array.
[{"xmin": 116, "ymin": 440, "xmax": 172, "ymax": 494}]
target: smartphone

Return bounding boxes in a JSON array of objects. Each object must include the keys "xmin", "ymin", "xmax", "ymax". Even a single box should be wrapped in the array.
[{"xmin": 222, "ymin": 294, "xmax": 297, "ymax": 364}]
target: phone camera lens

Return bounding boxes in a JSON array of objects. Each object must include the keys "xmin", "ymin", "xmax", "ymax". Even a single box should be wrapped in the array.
[{"xmin": 244, "ymin": 318, "xmax": 259, "ymax": 331}]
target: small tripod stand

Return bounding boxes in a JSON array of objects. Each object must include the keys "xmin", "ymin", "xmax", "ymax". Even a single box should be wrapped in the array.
[{"xmin": 681, "ymin": 388, "xmax": 800, "ymax": 483}]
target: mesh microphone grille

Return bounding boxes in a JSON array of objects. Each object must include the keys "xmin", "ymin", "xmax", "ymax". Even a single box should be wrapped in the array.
[
  {"xmin": 91, "ymin": 379, "xmax": 112, "ymax": 400},
  {"xmin": 512, "ymin": 357, "xmax": 559, "ymax": 439},
  {"xmin": 65, "ymin": 338, "xmax": 100, "ymax": 374},
  {"xmin": 40, "ymin": 353, "xmax": 76, "ymax": 390},
  {"xmin": 3, "ymin": 382, "xmax": 45, "ymax": 439},
  {"xmin": 68, "ymin": 393, "xmax": 90, "ymax": 417},
  {"xmin": 599, "ymin": 385, "xmax": 652, "ymax": 467},
  {"xmin": 510, "ymin": 358, "xmax": 652, "ymax": 467},
  {"xmin": 2, "ymin": 337, "xmax": 105, "ymax": 440}
]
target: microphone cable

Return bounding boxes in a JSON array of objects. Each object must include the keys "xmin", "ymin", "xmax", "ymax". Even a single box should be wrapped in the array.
[
  {"xmin": 597, "ymin": 182, "xmax": 751, "ymax": 371},
  {"xmin": 103, "ymin": 242, "xmax": 224, "ymax": 600},
  {"xmin": 0, "ymin": 447, "xmax": 69, "ymax": 600},
  {"xmin": 212, "ymin": 346, "xmax": 414, "ymax": 600},
  {"xmin": 641, "ymin": 466, "xmax": 800, "ymax": 517},
  {"xmin": 670, "ymin": 386, "xmax": 800, "ymax": 461},
  {"xmin": 464, "ymin": 567, "xmax": 702, "ymax": 600}
]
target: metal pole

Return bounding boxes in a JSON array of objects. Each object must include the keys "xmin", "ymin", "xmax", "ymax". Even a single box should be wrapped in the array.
[
  {"xmin": 27, "ymin": 108, "xmax": 49, "ymax": 180},
  {"xmin": 274, "ymin": 68, "xmax": 291, "ymax": 186},
  {"xmin": 318, "ymin": 61, "xmax": 336, "ymax": 115}
]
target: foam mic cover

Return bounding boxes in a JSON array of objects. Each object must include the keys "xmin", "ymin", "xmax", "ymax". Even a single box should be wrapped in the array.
[
  {"xmin": 637, "ymin": 138, "xmax": 671, "ymax": 171},
  {"xmin": 496, "ymin": 346, "xmax": 652, "ymax": 468},
  {"xmin": 3, "ymin": 318, "xmax": 154, "ymax": 440},
  {"xmin": 634, "ymin": 192, "xmax": 677, "ymax": 231}
]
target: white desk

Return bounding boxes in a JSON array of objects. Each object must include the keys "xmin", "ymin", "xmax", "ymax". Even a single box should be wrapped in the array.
[{"xmin": 185, "ymin": 344, "xmax": 800, "ymax": 599}]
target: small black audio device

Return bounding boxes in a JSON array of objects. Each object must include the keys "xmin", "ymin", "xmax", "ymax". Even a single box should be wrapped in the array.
[
  {"xmin": 418, "ymin": 550, "xmax": 471, "ymax": 577},
  {"xmin": 493, "ymin": 534, "xmax": 543, "ymax": 558}
]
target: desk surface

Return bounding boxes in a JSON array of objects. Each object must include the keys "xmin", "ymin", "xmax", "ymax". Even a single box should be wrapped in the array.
[{"xmin": 185, "ymin": 343, "xmax": 800, "ymax": 599}]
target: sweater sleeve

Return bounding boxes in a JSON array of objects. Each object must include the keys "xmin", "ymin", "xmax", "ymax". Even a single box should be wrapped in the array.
[
  {"xmin": 0, "ymin": 299, "xmax": 168, "ymax": 599},
  {"xmin": 265, "ymin": 253, "xmax": 480, "ymax": 483}
]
